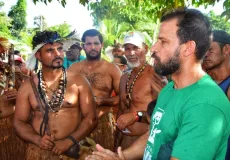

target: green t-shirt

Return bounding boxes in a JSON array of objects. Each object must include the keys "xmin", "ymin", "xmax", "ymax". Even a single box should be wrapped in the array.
[{"xmin": 144, "ymin": 74, "xmax": 230, "ymax": 160}]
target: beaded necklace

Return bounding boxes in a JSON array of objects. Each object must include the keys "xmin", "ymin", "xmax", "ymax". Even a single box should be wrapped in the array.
[
  {"xmin": 38, "ymin": 67, "xmax": 67, "ymax": 112},
  {"xmin": 126, "ymin": 62, "xmax": 147, "ymax": 107}
]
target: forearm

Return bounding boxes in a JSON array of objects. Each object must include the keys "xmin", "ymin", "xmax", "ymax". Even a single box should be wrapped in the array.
[
  {"xmin": 71, "ymin": 114, "xmax": 97, "ymax": 141},
  {"xmin": 97, "ymin": 95, "xmax": 119, "ymax": 106},
  {"xmin": 123, "ymin": 131, "xmax": 149, "ymax": 160},
  {"xmin": 14, "ymin": 120, "xmax": 41, "ymax": 146}
]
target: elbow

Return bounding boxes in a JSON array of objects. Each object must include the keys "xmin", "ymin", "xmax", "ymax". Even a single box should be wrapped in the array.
[{"xmin": 91, "ymin": 116, "xmax": 98, "ymax": 129}]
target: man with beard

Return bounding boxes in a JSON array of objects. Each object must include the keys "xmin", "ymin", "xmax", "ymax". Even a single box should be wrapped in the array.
[
  {"xmin": 14, "ymin": 31, "xmax": 97, "ymax": 160},
  {"xmin": 86, "ymin": 8, "xmax": 230, "ymax": 160},
  {"xmin": 115, "ymin": 31, "xmax": 167, "ymax": 151},
  {"xmin": 203, "ymin": 30, "xmax": 230, "ymax": 100},
  {"xmin": 68, "ymin": 29, "xmax": 121, "ymax": 151}
]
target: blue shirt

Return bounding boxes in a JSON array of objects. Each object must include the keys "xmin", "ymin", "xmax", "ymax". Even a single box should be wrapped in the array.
[{"xmin": 63, "ymin": 55, "xmax": 85, "ymax": 69}]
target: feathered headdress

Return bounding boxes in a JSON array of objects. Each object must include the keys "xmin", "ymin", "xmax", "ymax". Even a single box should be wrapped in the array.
[{"xmin": 26, "ymin": 30, "xmax": 81, "ymax": 70}]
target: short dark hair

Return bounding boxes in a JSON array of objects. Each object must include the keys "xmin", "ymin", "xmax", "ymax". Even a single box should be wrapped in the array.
[
  {"xmin": 81, "ymin": 29, "xmax": 103, "ymax": 44},
  {"xmin": 114, "ymin": 55, "xmax": 127, "ymax": 65},
  {"xmin": 14, "ymin": 50, "xmax": 20, "ymax": 55},
  {"xmin": 213, "ymin": 30, "xmax": 230, "ymax": 50},
  {"xmin": 32, "ymin": 30, "xmax": 61, "ymax": 49},
  {"xmin": 161, "ymin": 8, "xmax": 212, "ymax": 60}
]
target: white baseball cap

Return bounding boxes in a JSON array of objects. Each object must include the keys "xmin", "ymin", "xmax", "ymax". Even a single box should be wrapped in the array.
[{"xmin": 123, "ymin": 31, "xmax": 145, "ymax": 48}]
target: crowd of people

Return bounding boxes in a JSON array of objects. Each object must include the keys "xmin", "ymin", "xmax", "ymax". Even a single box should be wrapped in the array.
[{"xmin": 0, "ymin": 8, "xmax": 229, "ymax": 160}]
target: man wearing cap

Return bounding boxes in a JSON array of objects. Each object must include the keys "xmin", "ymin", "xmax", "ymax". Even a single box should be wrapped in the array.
[
  {"xmin": 115, "ymin": 31, "xmax": 167, "ymax": 150},
  {"xmin": 63, "ymin": 42, "xmax": 86, "ymax": 69},
  {"xmin": 203, "ymin": 30, "xmax": 230, "ymax": 99},
  {"xmin": 86, "ymin": 8, "xmax": 230, "ymax": 160},
  {"xmin": 14, "ymin": 31, "xmax": 97, "ymax": 160},
  {"xmin": 68, "ymin": 29, "xmax": 121, "ymax": 151}
]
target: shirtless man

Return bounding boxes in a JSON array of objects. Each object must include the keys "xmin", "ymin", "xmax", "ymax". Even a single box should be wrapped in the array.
[
  {"xmin": 68, "ymin": 29, "xmax": 121, "ymax": 151},
  {"xmin": 14, "ymin": 31, "xmax": 97, "ymax": 160},
  {"xmin": 116, "ymin": 31, "xmax": 167, "ymax": 150},
  {"xmin": 203, "ymin": 30, "xmax": 230, "ymax": 99}
]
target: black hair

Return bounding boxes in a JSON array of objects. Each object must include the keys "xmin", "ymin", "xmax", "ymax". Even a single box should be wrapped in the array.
[
  {"xmin": 114, "ymin": 55, "xmax": 127, "ymax": 65},
  {"xmin": 81, "ymin": 29, "xmax": 103, "ymax": 44},
  {"xmin": 32, "ymin": 30, "xmax": 61, "ymax": 49},
  {"xmin": 161, "ymin": 8, "xmax": 212, "ymax": 60},
  {"xmin": 213, "ymin": 30, "xmax": 230, "ymax": 50},
  {"xmin": 14, "ymin": 50, "xmax": 20, "ymax": 55}
]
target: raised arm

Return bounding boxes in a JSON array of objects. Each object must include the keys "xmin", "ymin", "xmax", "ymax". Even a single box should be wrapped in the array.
[{"xmin": 69, "ymin": 74, "xmax": 97, "ymax": 141}]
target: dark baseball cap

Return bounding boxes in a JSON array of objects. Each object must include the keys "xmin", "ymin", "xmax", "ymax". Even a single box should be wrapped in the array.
[{"xmin": 213, "ymin": 30, "xmax": 230, "ymax": 44}]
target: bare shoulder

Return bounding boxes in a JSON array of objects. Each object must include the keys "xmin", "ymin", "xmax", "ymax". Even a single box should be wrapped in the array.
[
  {"xmin": 67, "ymin": 60, "xmax": 85, "ymax": 73},
  {"xmin": 145, "ymin": 65, "xmax": 156, "ymax": 75},
  {"xmin": 17, "ymin": 76, "xmax": 33, "ymax": 96},
  {"xmin": 102, "ymin": 59, "xmax": 121, "ymax": 74},
  {"xmin": 67, "ymin": 73, "xmax": 89, "ymax": 86}
]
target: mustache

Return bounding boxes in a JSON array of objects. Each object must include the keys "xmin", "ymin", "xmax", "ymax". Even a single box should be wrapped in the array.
[
  {"xmin": 89, "ymin": 50, "xmax": 98, "ymax": 53},
  {"xmin": 151, "ymin": 52, "xmax": 160, "ymax": 61},
  {"xmin": 52, "ymin": 57, "xmax": 63, "ymax": 62}
]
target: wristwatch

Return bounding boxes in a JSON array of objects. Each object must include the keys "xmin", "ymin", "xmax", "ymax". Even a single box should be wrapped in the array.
[{"xmin": 137, "ymin": 111, "xmax": 143, "ymax": 122}]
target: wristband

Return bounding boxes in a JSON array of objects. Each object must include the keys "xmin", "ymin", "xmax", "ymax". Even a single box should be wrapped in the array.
[
  {"xmin": 133, "ymin": 112, "xmax": 139, "ymax": 122},
  {"xmin": 67, "ymin": 135, "xmax": 78, "ymax": 145}
]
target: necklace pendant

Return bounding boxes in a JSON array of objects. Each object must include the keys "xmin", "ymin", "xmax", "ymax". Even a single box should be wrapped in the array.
[{"xmin": 128, "ymin": 93, "xmax": 132, "ymax": 100}]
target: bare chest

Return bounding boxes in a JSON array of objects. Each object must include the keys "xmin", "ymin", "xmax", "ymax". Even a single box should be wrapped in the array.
[
  {"xmin": 79, "ymin": 68, "xmax": 112, "ymax": 92},
  {"xmin": 121, "ymin": 75, "xmax": 156, "ymax": 108}
]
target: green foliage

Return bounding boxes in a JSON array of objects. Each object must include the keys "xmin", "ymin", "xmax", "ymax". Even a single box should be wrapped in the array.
[
  {"xmin": 0, "ymin": 1, "xmax": 12, "ymax": 38},
  {"xmin": 47, "ymin": 22, "xmax": 71, "ymax": 37},
  {"xmin": 207, "ymin": 11, "xmax": 230, "ymax": 33},
  {"xmin": 8, "ymin": 0, "xmax": 27, "ymax": 37},
  {"xmin": 34, "ymin": 15, "xmax": 48, "ymax": 31},
  {"xmin": 32, "ymin": 0, "xmax": 90, "ymax": 7}
]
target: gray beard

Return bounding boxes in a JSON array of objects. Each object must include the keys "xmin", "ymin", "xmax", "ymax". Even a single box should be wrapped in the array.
[{"xmin": 127, "ymin": 59, "xmax": 140, "ymax": 68}]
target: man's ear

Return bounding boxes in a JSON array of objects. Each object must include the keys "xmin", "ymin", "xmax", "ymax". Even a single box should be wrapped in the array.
[
  {"xmin": 35, "ymin": 52, "xmax": 41, "ymax": 62},
  {"xmin": 184, "ymin": 41, "xmax": 196, "ymax": 57},
  {"xmin": 222, "ymin": 44, "xmax": 230, "ymax": 56}
]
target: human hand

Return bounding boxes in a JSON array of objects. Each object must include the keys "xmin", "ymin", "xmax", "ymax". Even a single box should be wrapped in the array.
[
  {"xmin": 117, "ymin": 113, "xmax": 136, "ymax": 130},
  {"xmin": 85, "ymin": 144, "xmax": 125, "ymax": 160},
  {"xmin": 37, "ymin": 134, "xmax": 55, "ymax": 150},
  {"xmin": 3, "ymin": 89, "xmax": 17, "ymax": 101},
  {"xmin": 52, "ymin": 137, "xmax": 73, "ymax": 156}
]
